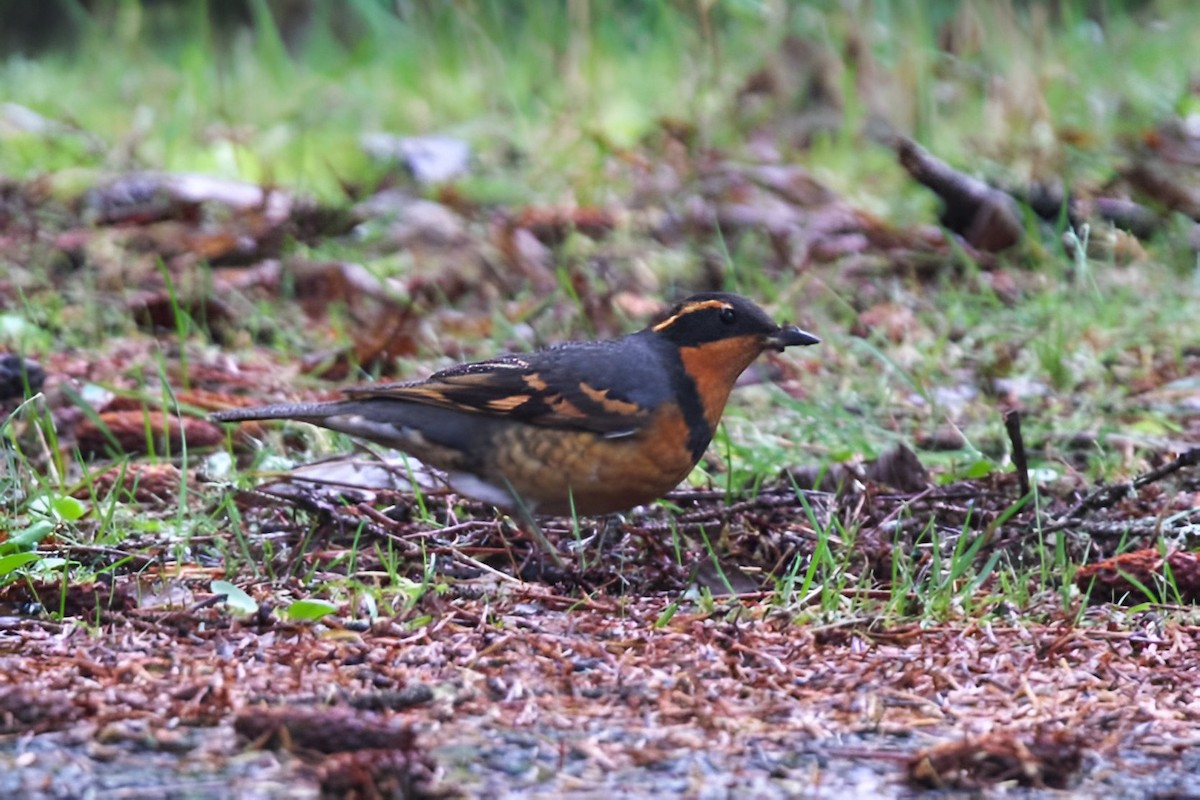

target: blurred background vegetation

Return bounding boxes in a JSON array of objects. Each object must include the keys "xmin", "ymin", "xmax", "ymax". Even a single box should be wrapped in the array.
[{"xmin": 3, "ymin": 0, "xmax": 1194, "ymax": 200}]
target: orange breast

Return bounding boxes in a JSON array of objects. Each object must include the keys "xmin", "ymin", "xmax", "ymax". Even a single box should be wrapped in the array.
[{"xmin": 483, "ymin": 405, "xmax": 699, "ymax": 516}]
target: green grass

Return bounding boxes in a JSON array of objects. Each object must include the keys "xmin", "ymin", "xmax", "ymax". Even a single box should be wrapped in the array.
[
  {"xmin": 1, "ymin": 2, "xmax": 770, "ymax": 199},
  {"xmin": 0, "ymin": 2, "xmax": 1189, "ymax": 204}
]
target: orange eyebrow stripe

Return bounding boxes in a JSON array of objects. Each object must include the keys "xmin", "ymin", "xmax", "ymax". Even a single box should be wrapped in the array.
[{"xmin": 651, "ymin": 299, "xmax": 732, "ymax": 333}]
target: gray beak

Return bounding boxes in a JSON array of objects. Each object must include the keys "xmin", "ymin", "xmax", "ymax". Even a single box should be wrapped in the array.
[{"xmin": 767, "ymin": 324, "xmax": 820, "ymax": 351}]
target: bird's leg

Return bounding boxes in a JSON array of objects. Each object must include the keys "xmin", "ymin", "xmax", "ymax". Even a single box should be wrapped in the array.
[
  {"xmin": 503, "ymin": 479, "xmax": 567, "ymax": 570},
  {"xmin": 592, "ymin": 513, "xmax": 625, "ymax": 553}
]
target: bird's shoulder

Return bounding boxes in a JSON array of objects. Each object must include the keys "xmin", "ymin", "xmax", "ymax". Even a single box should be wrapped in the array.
[{"xmin": 342, "ymin": 332, "xmax": 681, "ymax": 435}]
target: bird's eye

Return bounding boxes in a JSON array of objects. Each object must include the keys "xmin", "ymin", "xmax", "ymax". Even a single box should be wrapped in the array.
[{"xmin": 719, "ymin": 307, "xmax": 736, "ymax": 324}]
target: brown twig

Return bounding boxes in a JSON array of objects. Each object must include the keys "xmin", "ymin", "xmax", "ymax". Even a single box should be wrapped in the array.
[
  {"xmin": 1044, "ymin": 447, "xmax": 1200, "ymax": 532},
  {"xmin": 1003, "ymin": 409, "xmax": 1031, "ymax": 500}
]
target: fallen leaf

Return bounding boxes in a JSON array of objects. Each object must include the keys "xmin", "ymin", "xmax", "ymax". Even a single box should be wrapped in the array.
[
  {"xmin": 1075, "ymin": 549, "xmax": 1200, "ymax": 604},
  {"xmin": 897, "ymin": 137, "xmax": 1023, "ymax": 252},
  {"xmin": 75, "ymin": 410, "xmax": 224, "ymax": 457},
  {"xmin": 908, "ymin": 729, "xmax": 1083, "ymax": 790}
]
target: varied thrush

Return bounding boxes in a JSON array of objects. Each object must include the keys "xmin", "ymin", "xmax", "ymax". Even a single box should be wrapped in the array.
[{"xmin": 212, "ymin": 292, "xmax": 818, "ymax": 516}]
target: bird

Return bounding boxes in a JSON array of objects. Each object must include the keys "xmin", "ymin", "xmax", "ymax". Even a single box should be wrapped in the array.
[{"xmin": 212, "ymin": 292, "xmax": 819, "ymax": 518}]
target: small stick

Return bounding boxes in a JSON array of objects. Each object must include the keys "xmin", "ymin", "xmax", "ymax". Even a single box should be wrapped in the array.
[
  {"xmin": 1045, "ymin": 446, "xmax": 1200, "ymax": 532},
  {"xmin": 1003, "ymin": 408, "xmax": 1031, "ymax": 499}
]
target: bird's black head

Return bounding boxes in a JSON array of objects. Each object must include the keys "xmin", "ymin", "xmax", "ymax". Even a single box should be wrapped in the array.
[{"xmin": 648, "ymin": 292, "xmax": 819, "ymax": 351}]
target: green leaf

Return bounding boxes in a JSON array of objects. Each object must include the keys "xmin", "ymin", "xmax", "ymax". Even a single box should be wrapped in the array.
[
  {"xmin": 50, "ymin": 496, "xmax": 87, "ymax": 521},
  {"xmin": 285, "ymin": 598, "xmax": 338, "ymax": 621},
  {"xmin": 962, "ymin": 459, "xmax": 994, "ymax": 479},
  {"xmin": 0, "ymin": 521, "xmax": 55, "ymax": 555},
  {"xmin": 1128, "ymin": 417, "xmax": 1180, "ymax": 437},
  {"xmin": 212, "ymin": 580, "xmax": 258, "ymax": 616},
  {"xmin": 0, "ymin": 551, "xmax": 42, "ymax": 576},
  {"xmin": 28, "ymin": 494, "xmax": 87, "ymax": 521}
]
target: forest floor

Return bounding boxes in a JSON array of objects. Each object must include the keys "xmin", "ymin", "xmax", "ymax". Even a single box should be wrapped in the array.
[{"xmin": 3, "ymin": 3, "xmax": 1200, "ymax": 797}]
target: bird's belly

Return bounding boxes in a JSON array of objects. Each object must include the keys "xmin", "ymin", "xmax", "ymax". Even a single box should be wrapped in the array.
[{"xmin": 485, "ymin": 412, "xmax": 700, "ymax": 516}]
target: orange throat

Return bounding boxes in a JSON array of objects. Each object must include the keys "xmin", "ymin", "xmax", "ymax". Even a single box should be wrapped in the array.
[{"xmin": 677, "ymin": 336, "xmax": 763, "ymax": 429}]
